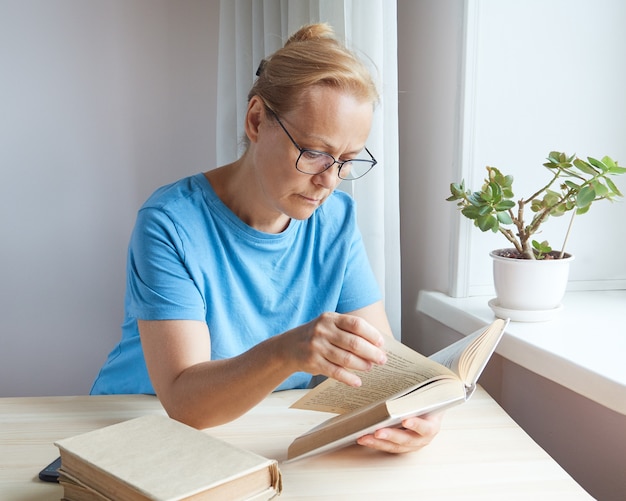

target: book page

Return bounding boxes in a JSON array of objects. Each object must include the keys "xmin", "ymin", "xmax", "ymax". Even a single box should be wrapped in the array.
[
  {"xmin": 429, "ymin": 318, "xmax": 508, "ymax": 385},
  {"xmin": 290, "ymin": 335, "xmax": 457, "ymax": 414},
  {"xmin": 428, "ymin": 331, "xmax": 479, "ymax": 374}
]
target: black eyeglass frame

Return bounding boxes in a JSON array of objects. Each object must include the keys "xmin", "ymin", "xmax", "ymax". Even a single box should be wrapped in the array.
[{"xmin": 266, "ymin": 107, "xmax": 377, "ymax": 180}]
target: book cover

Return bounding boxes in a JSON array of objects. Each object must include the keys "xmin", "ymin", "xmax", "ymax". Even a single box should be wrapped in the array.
[{"xmin": 55, "ymin": 414, "xmax": 282, "ymax": 501}]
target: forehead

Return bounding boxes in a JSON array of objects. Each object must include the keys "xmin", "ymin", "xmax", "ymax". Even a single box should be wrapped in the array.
[
  {"xmin": 284, "ymin": 86, "xmax": 374, "ymax": 150},
  {"xmin": 292, "ymin": 85, "xmax": 374, "ymax": 115}
]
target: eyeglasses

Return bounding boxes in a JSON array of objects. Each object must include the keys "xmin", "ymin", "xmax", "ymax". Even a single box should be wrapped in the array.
[{"xmin": 267, "ymin": 108, "xmax": 377, "ymax": 180}]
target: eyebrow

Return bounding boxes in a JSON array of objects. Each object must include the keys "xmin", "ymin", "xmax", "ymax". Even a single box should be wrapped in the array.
[{"xmin": 296, "ymin": 129, "xmax": 365, "ymax": 158}]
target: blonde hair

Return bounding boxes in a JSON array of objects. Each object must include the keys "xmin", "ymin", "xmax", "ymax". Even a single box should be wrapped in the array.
[{"xmin": 249, "ymin": 23, "xmax": 379, "ymax": 115}]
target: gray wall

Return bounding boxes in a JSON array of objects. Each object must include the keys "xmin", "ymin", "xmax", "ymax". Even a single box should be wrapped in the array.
[
  {"xmin": 0, "ymin": 0, "xmax": 220, "ymax": 396},
  {"xmin": 397, "ymin": 0, "xmax": 464, "ymax": 347}
]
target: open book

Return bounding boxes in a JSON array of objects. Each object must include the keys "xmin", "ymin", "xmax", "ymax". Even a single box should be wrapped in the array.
[{"xmin": 286, "ymin": 318, "xmax": 509, "ymax": 461}]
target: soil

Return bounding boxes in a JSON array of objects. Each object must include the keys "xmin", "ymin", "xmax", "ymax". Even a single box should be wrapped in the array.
[{"xmin": 493, "ymin": 248, "xmax": 572, "ymax": 260}]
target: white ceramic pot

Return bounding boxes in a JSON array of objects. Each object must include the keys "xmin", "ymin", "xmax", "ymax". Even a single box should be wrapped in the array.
[{"xmin": 490, "ymin": 248, "xmax": 574, "ymax": 313}]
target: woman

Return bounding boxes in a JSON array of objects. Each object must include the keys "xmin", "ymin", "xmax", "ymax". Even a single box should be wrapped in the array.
[{"xmin": 91, "ymin": 23, "xmax": 441, "ymax": 454}]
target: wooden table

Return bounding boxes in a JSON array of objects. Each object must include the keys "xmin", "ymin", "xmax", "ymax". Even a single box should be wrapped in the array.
[{"xmin": 0, "ymin": 388, "xmax": 591, "ymax": 500}]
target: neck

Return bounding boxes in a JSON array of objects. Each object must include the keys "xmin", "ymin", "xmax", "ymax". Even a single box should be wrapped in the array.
[{"xmin": 204, "ymin": 159, "xmax": 291, "ymax": 234}]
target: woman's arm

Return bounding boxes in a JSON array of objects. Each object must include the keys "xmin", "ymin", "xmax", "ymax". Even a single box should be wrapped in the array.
[
  {"xmin": 139, "ymin": 303, "xmax": 388, "ymax": 429},
  {"xmin": 140, "ymin": 299, "xmax": 442, "ymax": 453}
]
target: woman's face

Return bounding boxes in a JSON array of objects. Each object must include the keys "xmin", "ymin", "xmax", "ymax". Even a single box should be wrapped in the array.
[{"xmin": 251, "ymin": 86, "xmax": 374, "ymax": 224}]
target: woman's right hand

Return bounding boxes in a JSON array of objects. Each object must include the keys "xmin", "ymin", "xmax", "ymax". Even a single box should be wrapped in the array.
[{"xmin": 280, "ymin": 312, "xmax": 388, "ymax": 387}]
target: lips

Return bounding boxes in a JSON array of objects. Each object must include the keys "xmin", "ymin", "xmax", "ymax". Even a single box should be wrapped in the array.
[{"xmin": 300, "ymin": 194, "xmax": 324, "ymax": 204}]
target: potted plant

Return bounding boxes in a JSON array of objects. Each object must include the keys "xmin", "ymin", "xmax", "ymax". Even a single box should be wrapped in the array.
[{"xmin": 447, "ymin": 151, "xmax": 625, "ymax": 320}]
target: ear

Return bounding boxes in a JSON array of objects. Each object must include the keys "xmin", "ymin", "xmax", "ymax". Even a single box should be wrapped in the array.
[{"xmin": 244, "ymin": 95, "xmax": 266, "ymax": 144}]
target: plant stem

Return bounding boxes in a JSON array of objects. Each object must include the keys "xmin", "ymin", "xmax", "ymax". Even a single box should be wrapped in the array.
[
  {"xmin": 499, "ymin": 227, "xmax": 524, "ymax": 253},
  {"xmin": 521, "ymin": 170, "xmax": 560, "ymax": 205}
]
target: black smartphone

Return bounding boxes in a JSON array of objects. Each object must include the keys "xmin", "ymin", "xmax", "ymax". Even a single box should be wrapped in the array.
[{"xmin": 38, "ymin": 456, "xmax": 62, "ymax": 482}]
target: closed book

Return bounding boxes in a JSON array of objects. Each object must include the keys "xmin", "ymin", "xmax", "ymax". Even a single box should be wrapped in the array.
[{"xmin": 55, "ymin": 414, "xmax": 282, "ymax": 501}]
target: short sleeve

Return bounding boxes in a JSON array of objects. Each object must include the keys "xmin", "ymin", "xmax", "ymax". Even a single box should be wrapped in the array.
[{"xmin": 126, "ymin": 207, "xmax": 206, "ymax": 321}]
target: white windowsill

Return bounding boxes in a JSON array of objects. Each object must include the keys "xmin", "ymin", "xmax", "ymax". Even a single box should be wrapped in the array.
[{"xmin": 417, "ymin": 290, "xmax": 626, "ymax": 415}]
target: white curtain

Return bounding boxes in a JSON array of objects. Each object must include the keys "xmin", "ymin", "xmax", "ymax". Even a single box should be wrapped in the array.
[{"xmin": 216, "ymin": 0, "xmax": 401, "ymax": 336}]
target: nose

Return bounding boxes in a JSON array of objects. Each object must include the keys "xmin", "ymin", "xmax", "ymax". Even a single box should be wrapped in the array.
[{"xmin": 312, "ymin": 163, "xmax": 341, "ymax": 188}]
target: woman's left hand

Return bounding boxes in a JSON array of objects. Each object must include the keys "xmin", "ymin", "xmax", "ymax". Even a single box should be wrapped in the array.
[{"xmin": 356, "ymin": 412, "xmax": 444, "ymax": 454}]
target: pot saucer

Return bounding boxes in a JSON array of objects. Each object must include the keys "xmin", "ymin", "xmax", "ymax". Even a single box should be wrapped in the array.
[{"xmin": 488, "ymin": 298, "xmax": 563, "ymax": 322}]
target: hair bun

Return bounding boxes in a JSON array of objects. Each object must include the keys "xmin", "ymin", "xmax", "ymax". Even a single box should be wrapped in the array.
[
  {"xmin": 286, "ymin": 23, "xmax": 335, "ymax": 45},
  {"xmin": 247, "ymin": 22, "xmax": 379, "ymax": 116}
]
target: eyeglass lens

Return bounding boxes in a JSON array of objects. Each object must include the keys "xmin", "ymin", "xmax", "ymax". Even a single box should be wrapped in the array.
[{"xmin": 297, "ymin": 151, "xmax": 374, "ymax": 180}]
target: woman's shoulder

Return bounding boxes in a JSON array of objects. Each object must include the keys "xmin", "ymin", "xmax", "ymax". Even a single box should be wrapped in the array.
[{"xmin": 141, "ymin": 173, "xmax": 211, "ymax": 211}]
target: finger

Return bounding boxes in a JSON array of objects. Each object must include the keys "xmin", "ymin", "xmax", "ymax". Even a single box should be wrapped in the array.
[
  {"xmin": 402, "ymin": 413, "xmax": 444, "ymax": 437},
  {"xmin": 330, "ymin": 318, "xmax": 387, "ymax": 367},
  {"xmin": 356, "ymin": 429, "xmax": 421, "ymax": 454},
  {"xmin": 288, "ymin": 313, "xmax": 385, "ymax": 383},
  {"xmin": 334, "ymin": 314, "xmax": 386, "ymax": 347},
  {"xmin": 306, "ymin": 314, "xmax": 387, "ymax": 370},
  {"xmin": 312, "ymin": 349, "xmax": 369, "ymax": 387},
  {"xmin": 366, "ymin": 430, "xmax": 430, "ymax": 452},
  {"xmin": 325, "ymin": 365, "xmax": 363, "ymax": 388},
  {"xmin": 324, "ymin": 337, "xmax": 386, "ymax": 373}
]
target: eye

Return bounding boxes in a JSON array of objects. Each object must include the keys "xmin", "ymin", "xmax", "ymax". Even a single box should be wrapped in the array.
[
  {"xmin": 301, "ymin": 150, "xmax": 326, "ymax": 160},
  {"xmin": 301, "ymin": 150, "xmax": 334, "ymax": 168}
]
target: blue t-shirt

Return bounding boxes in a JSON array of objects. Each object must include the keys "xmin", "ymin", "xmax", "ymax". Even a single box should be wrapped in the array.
[{"xmin": 91, "ymin": 173, "xmax": 381, "ymax": 395}]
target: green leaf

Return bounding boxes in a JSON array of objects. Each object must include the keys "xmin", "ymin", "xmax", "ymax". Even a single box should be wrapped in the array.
[
  {"xmin": 564, "ymin": 180, "xmax": 581, "ymax": 190},
  {"xmin": 605, "ymin": 177, "xmax": 624, "ymax": 197},
  {"xmin": 476, "ymin": 214, "xmax": 497, "ymax": 232},
  {"xmin": 587, "ymin": 156, "xmax": 608, "ymax": 172},
  {"xmin": 547, "ymin": 151, "xmax": 562, "ymax": 163},
  {"xmin": 468, "ymin": 192, "xmax": 484, "ymax": 206},
  {"xmin": 530, "ymin": 199, "xmax": 543, "ymax": 212},
  {"xmin": 461, "ymin": 206, "xmax": 481, "ymax": 220},
  {"xmin": 477, "ymin": 204, "xmax": 492, "ymax": 216},
  {"xmin": 576, "ymin": 185, "xmax": 596, "ymax": 208},
  {"xmin": 496, "ymin": 200, "xmax": 515, "ymax": 210},
  {"xmin": 532, "ymin": 240, "xmax": 552, "ymax": 252},
  {"xmin": 531, "ymin": 240, "xmax": 552, "ymax": 259},
  {"xmin": 543, "ymin": 190, "xmax": 561, "ymax": 206},
  {"xmin": 573, "ymin": 158, "xmax": 598, "ymax": 176},
  {"xmin": 543, "ymin": 160, "xmax": 558, "ymax": 169},
  {"xmin": 576, "ymin": 204, "xmax": 591, "ymax": 215},
  {"xmin": 602, "ymin": 156, "xmax": 616, "ymax": 169},
  {"xmin": 592, "ymin": 180, "xmax": 609, "ymax": 198},
  {"xmin": 564, "ymin": 199, "xmax": 576, "ymax": 210},
  {"xmin": 496, "ymin": 211, "xmax": 513, "ymax": 224},
  {"xmin": 483, "ymin": 184, "xmax": 494, "ymax": 202},
  {"xmin": 490, "ymin": 181, "xmax": 503, "ymax": 201},
  {"xmin": 448, "ymin": 183, "xmax": 464, "ymax": 198}
]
